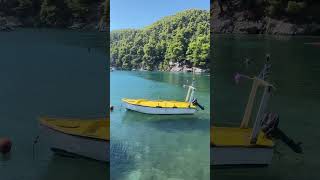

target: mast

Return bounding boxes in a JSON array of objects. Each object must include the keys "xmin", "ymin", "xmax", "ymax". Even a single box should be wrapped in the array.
[
  {"xmin": 240, "ymin": 78, "xmax": 260, "ymax": 128},
  {"xmin": 184, "ymin": 80, "xmax": 196, "ymax": 102},
  {"xmin": 250, "ymin": 85, "xmax": 272, "ymax": 144},
  {"xmin": 238, "ymin": 55, "xmax": 273, "ymax": 144}
]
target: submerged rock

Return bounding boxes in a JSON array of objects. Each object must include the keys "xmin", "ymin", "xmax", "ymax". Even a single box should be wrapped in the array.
[{"xmin": 0, "ymin": 17, "xmax": 14, "ymax": 31}]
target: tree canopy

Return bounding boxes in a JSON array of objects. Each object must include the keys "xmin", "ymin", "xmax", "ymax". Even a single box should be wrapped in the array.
[
  {"xmin": 110, "ymin": 9, "xmax": 210, "ymax": 71},
  {"xmin": 235, "ymin": 0, "xmax": 320, "ymax": 23},
  {"xmin": 0, "ymin": 0, "xmax": 104, "ymax": 27}
]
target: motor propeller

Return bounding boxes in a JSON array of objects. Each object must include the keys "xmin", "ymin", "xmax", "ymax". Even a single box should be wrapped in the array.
[
  {"xmin": 192, "ymin": 98, "xmax": 205, "ymax": 110},
  {"xmin": 261, "ymin": 112, "xmax": 303, "ymax": 154}
]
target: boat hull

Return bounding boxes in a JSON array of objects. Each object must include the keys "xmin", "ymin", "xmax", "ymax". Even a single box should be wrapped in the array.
[
  {"xmin": 40, "ymin": 124, "xmax": 109, "ymax": 162},
  {"xmin": 123, "ymin": 102, "xmax": 196, "ymax": 115},
  {"xmin": 211, "ymin": 146, "xmax": 273, "ymax": 165}
]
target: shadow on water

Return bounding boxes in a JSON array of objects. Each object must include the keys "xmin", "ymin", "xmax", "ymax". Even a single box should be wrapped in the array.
[
  {"xmin": 41, "ymin": 155, "xmax": 109, "ymax": 180},
  {"xmin": 121, "ymin": 110, "xmax": 209, "ymax": 133},
  {"xmin": 211, "ymin": 166, "xmax": 282, "ymax": 180}
]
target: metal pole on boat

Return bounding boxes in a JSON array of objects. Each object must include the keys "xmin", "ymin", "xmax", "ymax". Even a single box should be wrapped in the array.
[
  {"xmin": 250, "ymin": 85, "xmax": 272, "ymax": 144},
  {"xmin": 185, "ymin": 86, "xmax": 191, "ymax": 102},
  {"xmin": 189, "ymin": 87, "xmax": 195, "ymax": 102},
  {"xmin": 240, "ymin": 78, "xmax": 260, "ymax": 128}
]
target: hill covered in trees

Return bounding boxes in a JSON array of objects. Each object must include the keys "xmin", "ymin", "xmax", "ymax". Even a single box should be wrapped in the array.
[
  {"xmin": 110, "ymin": 9, "xmax": 210, "ymax": 71},
  {"xmin": 212, "ymin": 0, "xmax": 320, "ymax": 35},
  {"xmin": 0, "ymin": 0, "xmax": 108, "ymax": 31}
]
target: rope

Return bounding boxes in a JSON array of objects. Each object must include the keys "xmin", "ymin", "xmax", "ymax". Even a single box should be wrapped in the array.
[{"xmin": 33, "ymin": 135, "xmax": 39, "ymax": 160}]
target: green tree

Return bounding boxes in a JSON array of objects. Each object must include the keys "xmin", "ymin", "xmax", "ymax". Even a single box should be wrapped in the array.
[
  {"xmin": 40, "ymin": 0, "xmax": 70, "ymax": 26},
  {"xmin": 110, "ymin": 9, "xmax": 210, "ymax": 71}
]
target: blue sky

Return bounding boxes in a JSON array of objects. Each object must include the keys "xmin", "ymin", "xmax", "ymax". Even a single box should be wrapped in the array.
[{"xmin": 110, "ymin": 0, "xmax": 209, "ymax": 31}]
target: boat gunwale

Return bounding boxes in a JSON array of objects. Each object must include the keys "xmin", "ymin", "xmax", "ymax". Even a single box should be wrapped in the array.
[
  {"xmin": 39, "ymin": 117, "xmax": 110, "ymax": 142},
  {"xmin": 122, "ymin": 100, "xmax": 197, "ymax": 109},
  {"xmin": 210, "ymin": 144, "xmax": 274, "ymax": 148}
]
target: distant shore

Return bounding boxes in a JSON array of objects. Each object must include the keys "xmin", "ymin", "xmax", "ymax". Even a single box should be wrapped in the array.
[
  {"xmin": 111, "ymin": 65, "xmax": 209, "ymax": 74},
  {"xmin": 0, "ymin": 15, "xmax": 107, "ymax": 32}
]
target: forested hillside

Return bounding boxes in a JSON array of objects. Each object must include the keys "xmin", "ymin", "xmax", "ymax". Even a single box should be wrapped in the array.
[
  {"xmin": 212, "ymin": 0, "xmax": 320, "ymax": 35},
  {"xmin": 110, "ymin": 9, "xmax": 210, "ymax": 71},
  {"xmin": 0, "ymin": 0, "xmax": 107, "ymax": 31}
]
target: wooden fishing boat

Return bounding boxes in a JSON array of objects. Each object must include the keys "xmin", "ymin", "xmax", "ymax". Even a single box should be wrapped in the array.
[
  {"xmin": 39, "ymin": 117, "xmax": 110, "ymax": 162},
  {"xmin": 122, "ymin": 99, "xmax": 197, "ymax": 114},
  {"xmin": 211, "ymin": 76, "xmax": 275, "ymax": 165},
  {"xmin": 211, "ymin": 56, "xmax": 302, "ymax": 166},
  {"xmin": 122, "ymin": 82, "xmax": 204, "ymax": 115}
]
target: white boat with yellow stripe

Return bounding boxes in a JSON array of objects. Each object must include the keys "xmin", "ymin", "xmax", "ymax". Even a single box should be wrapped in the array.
[
  {"xmin": 211, "ymin": 56, "xmax": 302, "ymax": 166},
  {"xmin": 122, "ymin": 82, "xmax": 204, "ymax": 115},
  {"xmin": 211, "ymin": 75, "xmax": 275, "ymax": 165},
  {"xmin": 39, "ymin": 116, "xmax": 110, "ymax": 162}
]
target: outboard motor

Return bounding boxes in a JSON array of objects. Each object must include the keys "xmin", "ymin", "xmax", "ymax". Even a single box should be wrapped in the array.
[
  {"xmin": 261, "ymin": 112, "xmax": 303, "ymax": 154},
  {"xmin": 192, "ymin": 98, "xmax": 205, "ymax": 110}
]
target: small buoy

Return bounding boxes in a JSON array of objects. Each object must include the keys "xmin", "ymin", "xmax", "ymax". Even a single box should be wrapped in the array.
[
  {"xmin": 110, "ymin": 106, "xmax": 114, "ymax": 111},
  {"xmin": 0, "ymin": 138, "xmax": 12, "ymax": 154}
]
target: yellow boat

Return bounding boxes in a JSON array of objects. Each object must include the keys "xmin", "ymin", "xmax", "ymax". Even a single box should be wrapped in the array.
[
  {"xmin": 39, "ymin": 116, "xmax": 109, "ymax": 162},
  {"xmin": 211, "ymin": 59, "xmax": 303, "ymax": 165},
  {"xmin": 211, "ymin": 60, "xmax": 275, "ymax": 165},
  {"xmin": 122, "ymin": 82, "xmax": 204, "ymax": 114}
]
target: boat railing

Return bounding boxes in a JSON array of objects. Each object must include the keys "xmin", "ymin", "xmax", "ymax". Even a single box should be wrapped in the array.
[{"xmin": 183, "ymin": 84, "xmax": 196, "ymax": 102}]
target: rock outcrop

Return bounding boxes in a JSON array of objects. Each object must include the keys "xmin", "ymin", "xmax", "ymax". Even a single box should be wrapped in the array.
[
  {"xmin": 168, "ymin": 62, "xmax": 209, "ymax": 73},
  {"xmin": 0, "ymin": 16, "xmax": 22, "ymax": 31}
]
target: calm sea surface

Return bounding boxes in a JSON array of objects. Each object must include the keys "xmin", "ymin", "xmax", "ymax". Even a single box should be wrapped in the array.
[
  {"xmin": 0, "ymin": 29, "xmax": 108, "ymax": 180},
  {"xmin": 110, "ymin": 71, "xmax": 210, "ymax": 180}
]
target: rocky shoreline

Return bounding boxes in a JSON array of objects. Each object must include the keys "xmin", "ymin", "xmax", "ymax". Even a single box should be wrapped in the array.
[
  {"xmin": 168, "ymin": 62, "xmax": 209, "ymax": 73},
  {"xmin": 0, "ymin": 16, "xmax": 20, "ymax": 31},
  {"xmin": 112, "ymin": 63, "xmax": 209, "ymax": 74},
  {"xmin": 0, "ymin": 15, "xmax": 106, "ymax": 32},
  {"xmin": 211, "ymin": 2, "xmax": 320, "ymax": 35}
]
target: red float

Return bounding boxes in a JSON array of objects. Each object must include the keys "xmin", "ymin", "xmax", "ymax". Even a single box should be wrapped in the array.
[{"xmin": 0, "ymin": 138, "xmax": 12, "ymax": 154}]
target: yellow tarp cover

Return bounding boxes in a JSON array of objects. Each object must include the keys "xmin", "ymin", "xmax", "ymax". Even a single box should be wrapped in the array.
[
  {"xmin": 211, "ymin": 126, "xmax": 273, "ymax": 147},
  {"xmin": 40, "ymin": 117, "xmax": 110, "ymax": 141},
  {"xmin": 122, "ymin": 98, "xmax": 196, "ymax": 109}
]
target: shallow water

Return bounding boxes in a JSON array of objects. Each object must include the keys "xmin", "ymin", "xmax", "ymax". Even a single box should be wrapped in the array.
[
  {"xmin": 0, "ymin": 29, "xmax": 108, "ymax": 180},
  {"xmin": 110, "ymin": 71, "xmax": 210, "ymax": 180},
  {"xmin": 211, "ymin": 34, "xmax": 320, "ymax": 179}
]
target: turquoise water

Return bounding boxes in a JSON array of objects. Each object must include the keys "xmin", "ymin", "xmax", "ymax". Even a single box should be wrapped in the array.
[
  {"xmin": 110, "ymin": 71, "xmax": 210, "ymax": 180},
  {"xmin": 0, "ymin": 29, "xmax": 108, "ymax": 180},
  {"xmin": 212, "ymin": 35, "xmax": 320, "ymax": 179}
]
